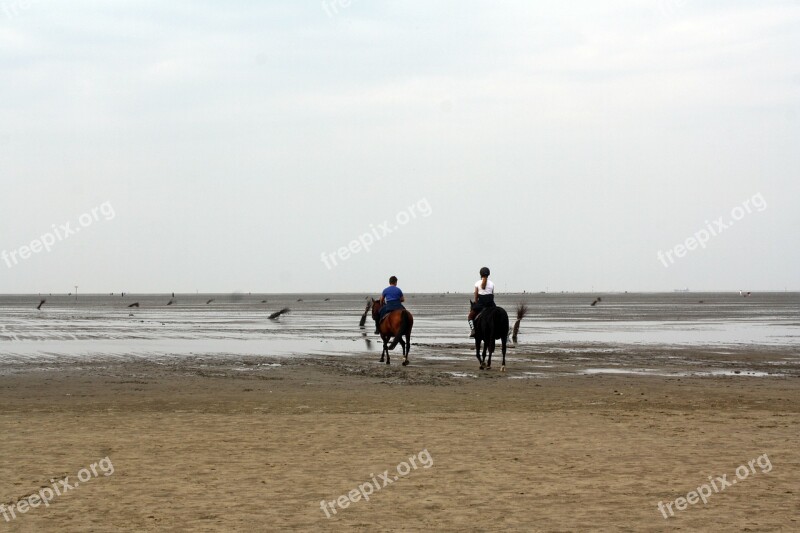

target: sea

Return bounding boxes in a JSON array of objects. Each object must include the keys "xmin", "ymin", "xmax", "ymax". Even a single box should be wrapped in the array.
[{"xmin": 0, "ymin": 293, "xmax": 797, "ymax": 370}]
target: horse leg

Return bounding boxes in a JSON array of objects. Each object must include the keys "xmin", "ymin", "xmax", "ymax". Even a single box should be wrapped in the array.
[
  {"xmin": 481, "ymin": 344, "xmax": 488, "ymax": 370},
  {"xmin": 380, "ymin": 334, "xmax": 389, "ymax": 363},
  {"xmin": 486, "ymin": 338, "xmax": 495, "ymax": 369},
  {"xmin": 475, "ymin": 338, "xmax": 484, "ymax": 369},
  {"xmin": 501, "ymin": 335, "xmax": 508, "ymax": 372},
  {"xmin": 399, "ymin": 338, "xmax": 409, "ymax": 366},
  {"xmin": 403, "ymin": 332, "xmax": 411, "ymax": 366}
]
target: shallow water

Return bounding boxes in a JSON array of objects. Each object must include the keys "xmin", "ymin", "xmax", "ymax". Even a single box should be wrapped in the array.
[{"xmin": 0, "ymin": 292, "xmax": 798, "ymax": 364}]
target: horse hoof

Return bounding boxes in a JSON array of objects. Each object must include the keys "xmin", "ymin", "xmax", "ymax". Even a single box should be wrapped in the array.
[
  {"xmin": 479, "ymin": 364, "xmax": 485, "ymax": 370},
  {"xmin": 402, "ymin": 359, "xmax": 409, "ymax": 366},
  {"xmin": 501, "ymin": 366, "xmax": 506, "ymax": 372},
  {"xmin": 485, "ymin": 365, "xmax": 491, "ymax": 370}
]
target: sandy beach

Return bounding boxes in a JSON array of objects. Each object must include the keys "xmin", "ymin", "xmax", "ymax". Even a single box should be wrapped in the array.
[{"xmin": 1, "ymin": 349, "xmax": 798, "ymax": 532}]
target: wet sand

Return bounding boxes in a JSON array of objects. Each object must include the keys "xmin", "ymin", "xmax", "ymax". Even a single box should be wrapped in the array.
[{"xmin": 1, "ymin": 353, "xmax": 798, "ymax": 532}]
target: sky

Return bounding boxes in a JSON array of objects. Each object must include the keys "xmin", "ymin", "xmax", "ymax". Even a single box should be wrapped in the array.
[{"xmin": 1, "ymin": 0, "xmax": 798, "ymax": 294}]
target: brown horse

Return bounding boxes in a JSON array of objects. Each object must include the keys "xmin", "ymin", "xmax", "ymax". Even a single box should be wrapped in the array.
[{"xmin": 370, "ymin": 298, "xmax": 413, "ymax": 365}]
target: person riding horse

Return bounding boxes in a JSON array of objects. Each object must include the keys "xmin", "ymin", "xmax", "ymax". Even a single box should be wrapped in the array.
[
  {"xmin": 469, "ymin": 267, "xmax": 496, "ymax": 337},
  {"xmin": 370, "ymin": 276, "xmax": 413, "ymax": 365},
  {"xmin": 376, "ymin": 275, "xmax": 405, "ymax": 334}
]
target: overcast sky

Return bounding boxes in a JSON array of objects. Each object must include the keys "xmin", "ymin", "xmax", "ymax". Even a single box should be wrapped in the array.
[{"xmin": 1, "ymin": 0, "xmax": 798, "ymax": 294}]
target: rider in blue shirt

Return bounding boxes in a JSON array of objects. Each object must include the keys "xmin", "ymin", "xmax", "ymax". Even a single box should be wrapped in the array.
[{"xmin": 376, "ymin": 275, "xmax": 405, "ymax": 334}]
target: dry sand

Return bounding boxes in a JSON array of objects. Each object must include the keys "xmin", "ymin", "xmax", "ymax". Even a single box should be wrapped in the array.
[{"xmin": 1, "ymin": 355, "xmax": 798, "ymax": 532}]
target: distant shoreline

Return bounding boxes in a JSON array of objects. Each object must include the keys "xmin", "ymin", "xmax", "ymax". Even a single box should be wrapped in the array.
[{"xmin": 1, "ymin": 290, "xmax": 798, "ymax": 296}]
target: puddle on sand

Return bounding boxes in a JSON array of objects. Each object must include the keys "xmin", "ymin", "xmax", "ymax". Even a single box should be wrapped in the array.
[
  {"xmin": 582, "ymin": 368, "xmax": 779, "ymax": 378},
  {"xmin": 508, "ymin": 372, "xmax": 548, "ymax": 379}
]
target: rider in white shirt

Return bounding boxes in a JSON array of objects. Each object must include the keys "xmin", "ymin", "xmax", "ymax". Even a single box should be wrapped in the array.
[{"xmin": 469, "ymin": 267, "xmax": 496, "ymax": 337}]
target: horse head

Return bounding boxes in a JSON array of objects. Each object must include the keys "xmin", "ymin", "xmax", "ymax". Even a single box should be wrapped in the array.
[
  {"xmin": 468, "ymin": 300, "xmax": 477, "ymax": 321},
  {"xmin": 371, "ymin": 297, "xmax": 382, "ymax": 320}
]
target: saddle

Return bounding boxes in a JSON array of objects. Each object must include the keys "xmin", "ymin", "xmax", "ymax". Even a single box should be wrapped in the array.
[{"xmin": 379, "ymin": 308, "xmax": 402, "ymax": 325}]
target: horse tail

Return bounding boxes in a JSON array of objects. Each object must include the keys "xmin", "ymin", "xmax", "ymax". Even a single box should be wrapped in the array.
[
  {"xmin": 512, "ymin": 302, "xmax": 528, "ymax": 343},
  {"xmin": 388, "ymin": 310, "xmax": 409, "ymax": 350}
]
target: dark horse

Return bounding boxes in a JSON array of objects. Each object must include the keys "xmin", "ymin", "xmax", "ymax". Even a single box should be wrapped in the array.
[
  {"xmin": 370, "ymin": 298, "xmax": 413, "ymax": 365},
  {"xmin": 469, "ymin": 300, "xmax": 509, "ymax": 371}
]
